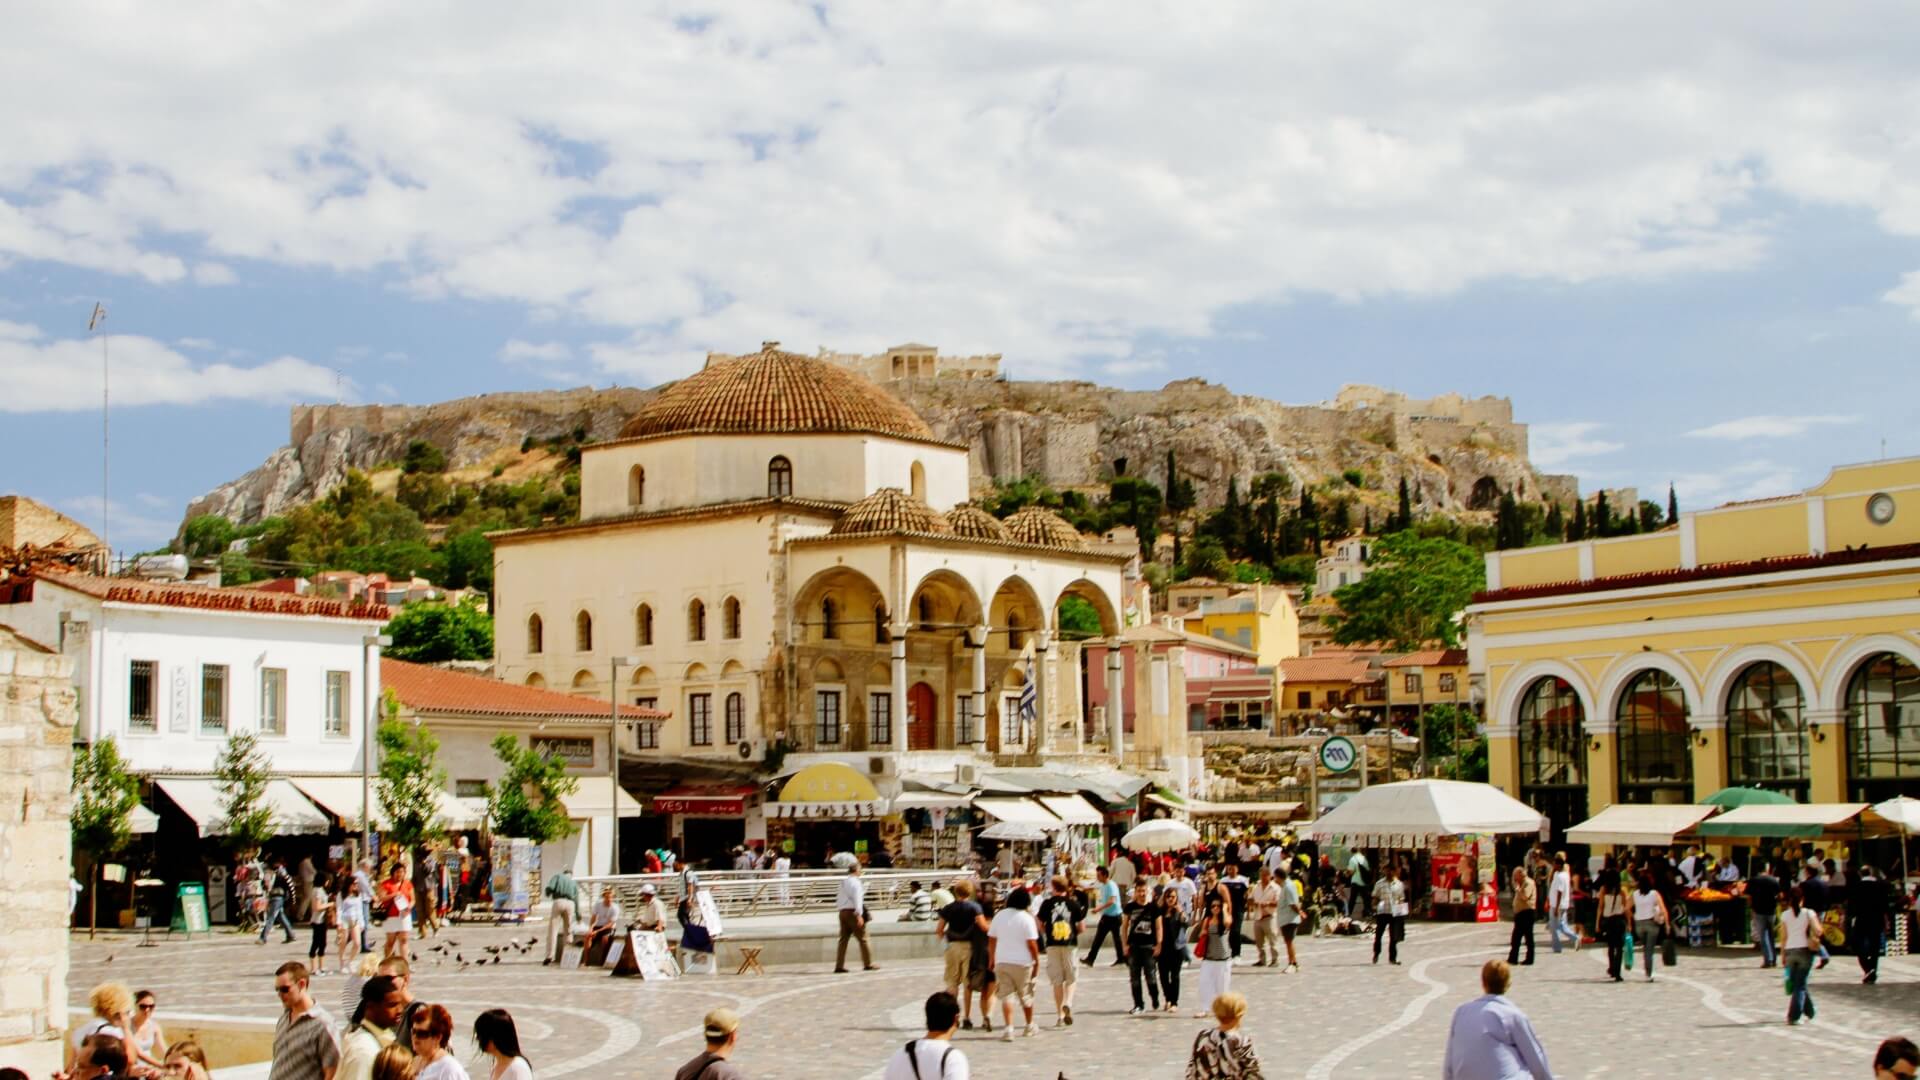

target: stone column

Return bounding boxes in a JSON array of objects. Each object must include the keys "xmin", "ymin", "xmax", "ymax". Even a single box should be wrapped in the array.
[
  {"xmin": 890, "ymin": 630, "xmax": 909, "ymax": 752},
  {"xmin": 1106, "ymin": 637, "xmax": 1127, "ymax": 763},
  {"xmin": 1689, "ymin": 712, "xmax": 1727, "ymax": 802},
  {"xmin": 970, "ymin": 625, "xmax": 989, "ymax": 751},
  {"xmin": 1033, "ymin": 631, "xmax": 1053, "ymax": 754}
]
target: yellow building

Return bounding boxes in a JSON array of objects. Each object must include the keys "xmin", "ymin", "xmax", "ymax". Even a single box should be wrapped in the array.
[
  {"xmin": 1468, "ymin": 458, "xmax": 1920, "ymax": 837},
  {"xmin": 1180, "ymin": 584, "xmax": 1301, "ymax": 669}
]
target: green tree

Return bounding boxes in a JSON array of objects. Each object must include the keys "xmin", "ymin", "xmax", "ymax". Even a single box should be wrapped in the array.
[
  {"xmin": 1164, "ymin": 450, "xmax": 1194, "ymax": 513},
  {"xmin": 1495, "ymin": 490, "xmax": 1523, "ymax": 550},
  {"xmin": 180, "ymin": 514, "xmax": 237, "ymax": 558},
  {"xmin": 440, "ymin": 530, "xmax": 494, "ymax": 591},
  {"xmin": 1183, "ymin": 537, "xmax": 1232, "ymax": 581},
  {"xmin": 1667, "ymin": 484, "xmax": 1679, "ymax": 526},
  {"xmin": 1327, "ymin": 532, "xmax": 1484, "ymax": 650},
  {"xmin": 386, "ymin": 597, "xmax": 495, "ymax": 662},
  {"xmin": 377, "ymin": 698, "xmax": 448, "ymax": 849},
  {"xmin": 1056, "ymin": 595, "xmax": 1103, "ymax": 639},
  {"xmin": 1396, "ymin": 476, "xmax": 1413, "ymax": 531},
  {"xmin": 1568, "ymin": 499, "xmax": 1587, "ymax": 542},
  {"xmin": 1593, "ymin": 491, "xmax": 1612, "ymax": 538},
  {"xmin": 402, "ymin": 439, "xmax": 448, "ymax": 474},
  {"xmin": 72, "ymin": 737, "xmax": 140, "ymax": 937},
  {"xmin": 1544, "ymin": 501, "xmax": 1564, "ymax": 540},
  {"xmin": 214, "ymin": 731, "xmax": 276, "ymax": 857},
  {"xmin": 1638, "ymin": 500, "xmax": 1662, "ymax": 533},
  {"xmin": 485, "ymin": 733, "xmax": 579, "ymax": 844},
  {"xmin": 396, "ymin": 472, "xmax": 451, "ymax": 518}
]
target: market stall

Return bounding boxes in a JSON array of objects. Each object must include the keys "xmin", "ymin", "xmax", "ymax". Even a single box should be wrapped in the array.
[
  {"xmin": 1310, "ymin": 779, "xmax": 1547, "ymax": 921},
  {"xmin": 1566, "ymin": 804, "xmax": 1718, "ymax": 847}
]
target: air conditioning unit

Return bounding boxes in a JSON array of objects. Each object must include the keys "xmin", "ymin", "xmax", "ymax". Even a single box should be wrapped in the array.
[
  {"xmin": 867, "ymin": 756, "xmax": 897, "ymax": 777},
  {"xmin": 954, "ymin": 764, "xmax": 978, "ymax": 786},
  {"xmin": 736, "ymin": 740, "xmax": 759, "ymax": 761}
]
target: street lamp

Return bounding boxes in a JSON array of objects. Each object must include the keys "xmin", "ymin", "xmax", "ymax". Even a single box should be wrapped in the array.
[
  {"xmin": 609, "ymin": 655, "xmax": 639, "ymax": 875},
  {"xmin": 361, "ymin": 633, "xmax": 393, "ymax": 863}
]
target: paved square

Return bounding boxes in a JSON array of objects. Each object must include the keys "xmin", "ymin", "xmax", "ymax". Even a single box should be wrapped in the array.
[{"xmin": 71, "ymin": 920, "xmax": 1918, "ymax": 1077}]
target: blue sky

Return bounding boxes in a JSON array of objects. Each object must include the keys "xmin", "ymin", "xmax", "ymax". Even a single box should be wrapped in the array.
[{"xmin": 4, "ymin": 4, "xmax": 1919, "ymax": 552}]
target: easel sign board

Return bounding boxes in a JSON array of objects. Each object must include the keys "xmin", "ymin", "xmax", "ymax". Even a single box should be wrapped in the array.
[{"xmin": 172, "ymin": 883, "xmax": 210, "ymax": 936}]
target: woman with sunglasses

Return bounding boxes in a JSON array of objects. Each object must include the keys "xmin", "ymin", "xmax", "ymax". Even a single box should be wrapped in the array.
[
  {"xmin": 128, "ymin": 991, "xmax": 167, "ymax": 1074},
  {"xmin": 408, "ymin": 1004, "xmax": 469, "ymax": 1080}
]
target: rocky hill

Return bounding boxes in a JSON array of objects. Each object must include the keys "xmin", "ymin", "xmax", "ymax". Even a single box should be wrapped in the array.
[{"xmin": 181, "ymin": 375, "xmax": 1576, "ymax": 533}]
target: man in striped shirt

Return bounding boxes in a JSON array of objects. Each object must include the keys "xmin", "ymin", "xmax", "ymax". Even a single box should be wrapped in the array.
[{"xmin": 269, "ymin": 961, "xmax": 339, "ymax": 1080}]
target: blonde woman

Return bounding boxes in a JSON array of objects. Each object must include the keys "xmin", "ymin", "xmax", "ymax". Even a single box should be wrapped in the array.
[
  {"xmin": 162, "ymin": 1039, "xmax": 211, "ymax": 1080},
  {"xmin": 68, "ymin": 982, "xmax": 134, "ymax": 1074},
  {"xmin": 1186, "ymin": 991, "xmax": 1263, "ymax": 1079}
]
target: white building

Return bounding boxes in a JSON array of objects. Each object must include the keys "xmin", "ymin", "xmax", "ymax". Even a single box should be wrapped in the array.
[{"xmin": 1315, "ymin": 535, "xmax": 1374, "ymax": 596}]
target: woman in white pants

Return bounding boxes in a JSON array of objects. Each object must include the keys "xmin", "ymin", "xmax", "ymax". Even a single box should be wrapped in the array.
[{"xmin": 1193, "ymin": 895, "xmax": 1234, "ymax": 1017}]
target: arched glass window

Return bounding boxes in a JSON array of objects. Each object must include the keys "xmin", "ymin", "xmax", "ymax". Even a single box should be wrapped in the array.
[
  {"xmin": 688, "ymin": 599, "xmax": 706, "ymax": 643},
  {"xmin": 821, "ymin": 597, "xmax": 838, "ymax": 640},
  {"xmin": 1616, "ymin": 669, "xmax": 1691, "ymax": 803},
  {"xmin": 724, "ymin": 692, "xmax": 746, "ymax": 744},
  {"xmin": 635, "ymin": 604, "xmax": 653, "ymax": 647},
  {"xmin": 767, "ymin": 456, "xmax": 793, "ymax": 498},
  {"xmin": 1845, "ymin": 651, "xmax": 1920, "ymax": 804},
  {"xmin": 723, "ymin": 597, "xmax": 742, "ymax": 640},
  {"xmin": 527, "ymin": 614, "xmax": 544, "ymax": 655},
  {"xmin": 1518, "ymin": 676, "xmax": 1587, "ymax": 840},
  {"xmin": 910, "ymin": 461, "xmax": 926, "ymax": 501},
  {"xmin": 1726, "ymin": 662, "xmax": 1808, "ymax": 797},
  {"xmin": 574, "ymin": 610, "xmax": 593, "ymax": 652},
  {"xmin": 628, "ymin": 465, "xmax": 645, "ymax": 507}
]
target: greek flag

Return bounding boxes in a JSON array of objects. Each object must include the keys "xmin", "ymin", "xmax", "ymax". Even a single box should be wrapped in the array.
[{"xmin": 1018, "ymin": 674, "xmax": 1037, "ymax": 722}]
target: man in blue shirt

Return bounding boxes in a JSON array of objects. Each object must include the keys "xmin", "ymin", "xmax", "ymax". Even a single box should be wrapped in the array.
[
  {"xmin": 1442, "ymin": 959, "xmax": 1552, "ymax": 1080},
  {"xmin": 1080, "ymin": 866, "xmax": 1125, "ymax": 967}
]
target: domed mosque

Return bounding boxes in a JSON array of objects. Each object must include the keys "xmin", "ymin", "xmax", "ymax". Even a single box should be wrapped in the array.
[{"xmin": 491, "ymin": 343, "xmax": 1145, "ymax": 866}]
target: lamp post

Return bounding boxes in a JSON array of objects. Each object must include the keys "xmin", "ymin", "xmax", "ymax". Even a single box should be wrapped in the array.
[
  {"xmin": 361, "ymin": 633, "xmax": 393, "ymax": 863},
  {"xmin": 609, "ymin": 656, "xmax": 639, "ymax": 875}
]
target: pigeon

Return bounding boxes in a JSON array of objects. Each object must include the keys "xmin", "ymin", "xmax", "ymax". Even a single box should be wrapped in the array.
[
  {"xmin": 455, "ymin": 953, "xmax": 464, "ymax": 963},
  {"xmin": 411, "ymin": 953, "xmax": 420, "ymax": 962},
  {"xmin": 459, "ymin": 961, "xmax": 470, "ymax": 971},
  {"xmin": 104, "ymin": 955, "xmax": 114, "ymax": 964}
]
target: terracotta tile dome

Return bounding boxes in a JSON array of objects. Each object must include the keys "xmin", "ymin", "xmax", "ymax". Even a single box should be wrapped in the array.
[
  {"xmin": 945, "ymin": 505, "xmax": 1011, "ymax": 541},
  {"xmin": 1003, "ymin": 505, "xmax": 1085, "ymax": 549},
  {"xmin": 618, "ymin": 342, "xmax": 935, "ymax": 442},
  {"xmin": 831, "ymin": 488, "xmax": 953, "ymax": 536}
]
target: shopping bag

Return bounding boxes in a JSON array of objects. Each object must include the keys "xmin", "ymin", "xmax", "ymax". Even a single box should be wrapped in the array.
[
  {"xmin": 1622, "ymin": 931, "xmax": 1635, "ymax": 969},
  {"xmin": 1661, "ymin": 927, "xmax": 1677, "ymax": 967}
]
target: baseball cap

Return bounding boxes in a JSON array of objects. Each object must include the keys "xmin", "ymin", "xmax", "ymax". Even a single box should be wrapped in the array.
[
  {"xmin": 703, "ymin": 1008, "xmax": 740, "ymax": 1041},
  {"xmin": 639, "ymin": 883, "xmax": 657, "ymax": 896}
]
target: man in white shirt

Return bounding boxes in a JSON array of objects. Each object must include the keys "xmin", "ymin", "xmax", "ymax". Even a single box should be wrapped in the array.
[
  {"xmin": 834, "ymin": 863, "xmax": 878, "ymax": 973},
  {"xmin": 1347, "ymin": 851, "xmax": 1370, "ymax": 916},
  {"xmin": 1174, "ymin": 874, "xmax": 1198, "ymax": 921},
  {"xmin": 1547, "ymin": 854, "xmax": 1577, "ymax": 954},
  {"xmin": 583, "ymin": 886, "xmax": 622, "ymax": 964},
  {"xmin": 732, "ymin": 847, "xmax": 755, "ymax": 871},
  {"xmin": 1249, "ymin": 868, "xmax": 1283, "ymax": 967},
  {"xmin": 1262, "ymin": 843, "xmax": 1290, "ymax": 877},
  {"xmin": 882, "ymin": 992, "xmax": 971, "ymax": 1080},
  {"xmin": 1678, "ymin": 847, "xmax": 1701, "ymax": 887},
  {"xmin": 773, "ymin": 852, "xmax": 793, "ymax": 906},
  {"xmin": 987, "ymin": 888, "xmax": 1041, "ymax": 1041},
  {"xmin": 1107, "ymin": 851, "xmax": 1137, "ymax": 890}
]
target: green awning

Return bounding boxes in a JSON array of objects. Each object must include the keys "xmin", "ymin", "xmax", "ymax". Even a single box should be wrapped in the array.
[
  {"xmin": 1696, "ymin": 802, "xmax": 1897, "ymax": 840},
  {"xmin": 1701, "ymin": 786, "xmax": 1796, "ymax": 809}
]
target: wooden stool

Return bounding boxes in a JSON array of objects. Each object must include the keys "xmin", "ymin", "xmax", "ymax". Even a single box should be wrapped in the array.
[{"xmin": 734, "ymin": 945, "xmax": 765, "ymax": 976}]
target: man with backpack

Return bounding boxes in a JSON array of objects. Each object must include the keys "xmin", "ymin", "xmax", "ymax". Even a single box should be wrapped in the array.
[
  {"xmin": 882, "ymin": 992, "xmax": 971, "ymax": 1080},
  {"xmin": 1037, "ymin": 875, "xmax": 1087, "ymax": 1027}
]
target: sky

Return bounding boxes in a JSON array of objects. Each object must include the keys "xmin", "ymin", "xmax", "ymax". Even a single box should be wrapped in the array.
[{"xmin": 4, "ymin": 3, "xmax": 1919, "ymax": 553}]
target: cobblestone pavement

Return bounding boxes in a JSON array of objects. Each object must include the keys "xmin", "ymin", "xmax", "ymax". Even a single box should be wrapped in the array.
[{"xmin": 70, "ymin": 921, "xmax": 1919, "ymax": 1078}]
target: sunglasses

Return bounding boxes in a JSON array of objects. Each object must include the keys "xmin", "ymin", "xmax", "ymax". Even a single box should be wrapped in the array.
[
  {"xmin": 274, "ymin": 984, "xmax": 295, "ymax": 995},
  {"xmin": 137, "ymin": 1003, "xmax": 156, "ymax": 1011}
]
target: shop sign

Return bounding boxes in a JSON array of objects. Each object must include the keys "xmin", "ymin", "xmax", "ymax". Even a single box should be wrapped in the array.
[
  {"xmin": 655, "ymin": 795, "xmax": 745, "ymax": 815},
  {"xmin": 531, "ymin": 735, "xmax": 595, "ymax": 766}
]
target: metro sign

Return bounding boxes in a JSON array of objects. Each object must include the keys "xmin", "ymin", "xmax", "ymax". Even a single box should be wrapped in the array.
[{"xmin": 1318, "ymin": 735, "xmax": 1359, "ymax": 775}]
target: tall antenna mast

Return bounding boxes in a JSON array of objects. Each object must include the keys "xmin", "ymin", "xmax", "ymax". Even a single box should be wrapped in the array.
[{"xmin": 88, "ymin": 302, "xmax": 110, "ymax": 568}]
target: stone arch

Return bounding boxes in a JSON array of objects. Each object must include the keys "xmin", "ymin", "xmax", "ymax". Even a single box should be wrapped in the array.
[
  {"xmin": 685, "ymin": 662, "xmax": 710, "ymax": 682},
  {"xmin": 1468, "ymin": 476, "xmax": 1501, "ymax": 511},
  {"xmin": 526, "ymin": 613, "xmax": 545, "ymax": 655},
  {"xmin": 910, "ymin": 461, "xmax": 927, "ymax": 502},
  {"xmin": 1598, "ymin": 652, "xmax": 1701, "ymax": 720},
  {"xmin": 721, "ymin": 659, "xmax": 748, "ymax": 678},
  {"xmin": 627, "ymin": 464, "xmax": 645, "ymax": 507},
  {"xmin": 987, "ymin": 574, "xmax": 1045, "ymax": 651},
  {"xmin": 525, "ymin": 671, "xmax": 546, "ymax": 689},
  {"xmin": 574, "ymin": 610, "xmax": 593, "ymax": 652},
  {"xmin": 570, "ymin": 669, "xmax": 597, "ymax": 696},
  {"xmin": 1817, "ymin": 634, "xmax": 1920, "ymax": 713},
  {"xmin": 722, "ymin": 595, "xmax": 743, "ymax": 640},
  {"xmin": 909, "ymin": 569, "xmax": 985, "ymax": 633},
  {"xmin": 814, "ymin": 656, "xmax": 844, "ymax": 681},
  {"xmin": 635, "ymin": 603, "xmax": 654, "ymax": 647},
  {"xmin": 1495, "ymin": 660, "xmax": 1597, "ymax": 733},
  {"xmin": 629, "ymin": 665, "xmax": 656, "ymax": 688},
  {"xmin": 1052, "ymin": 578, "xmax": 1121, "ymax": 640},
  {"xmin": 1702, "ymin": 645, "xmax": 1819, "ymax": 718},
  {"xmin": 687, "ymin": 598, "xmax": 707, "ymax": 642},
  {"xmin": 793, "ymin": 567, "xmax": 889, "ymax": 645}
]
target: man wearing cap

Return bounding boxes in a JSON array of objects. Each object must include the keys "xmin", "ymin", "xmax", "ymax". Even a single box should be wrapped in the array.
[
  {"xmin": 674, "ymin": 1008, "xmax": 746, "ymax": 1079},
  {"xmin": 629, "ymin": 883, "xmax": 676, "ymax": 980}
]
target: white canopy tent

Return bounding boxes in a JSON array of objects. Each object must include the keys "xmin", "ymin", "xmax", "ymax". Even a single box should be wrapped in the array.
[
  {"xmin": 1310, "ymin": 779, "xmax": 1546, "ymax": 846},
  {"xmin": 1566, "ymin": 803, "xmax": 1718, "ymax": 847}
]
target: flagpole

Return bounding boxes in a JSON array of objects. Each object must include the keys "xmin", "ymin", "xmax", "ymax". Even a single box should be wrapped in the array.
[{"xmin": 89, "ymin": 303, "xmax": 109, "ymax": 567}]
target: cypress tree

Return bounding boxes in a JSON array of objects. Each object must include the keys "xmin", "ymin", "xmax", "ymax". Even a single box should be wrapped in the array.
[
  {"xmin": 1544, "ymin": 501, "xmax": 1564, "ymax": 539},
  {"xmin": 1667, "ymin": 483, "xmax": 1679, "ymax": 525},
  {"xmin": 1569, "ymin": 499, "xmax": 1587, "ymax": 542},
  {"xmin": 1594, "ymin": 491, "xmax": 1611, "ymax": 538},
  {"xmin": 1397, "ymin": 476, "xmax": 1413, "ymax": 532}
]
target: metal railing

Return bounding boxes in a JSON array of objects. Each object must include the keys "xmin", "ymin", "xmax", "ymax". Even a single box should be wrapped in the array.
[{"xmin": 578, "ymin": 867, "xmax": 971, "ymax": 919}]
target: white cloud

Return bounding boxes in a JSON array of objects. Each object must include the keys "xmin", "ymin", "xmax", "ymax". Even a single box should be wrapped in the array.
[
  {"xmin": 1885, "ymin": 270, "xmax": 1920, "ymax": 320},
  {"xmin": 0, "ymin": 319, "xmax": 39, "ymax": 341},
  {"xmin": 53, "ymin": 494, "xmax": 184, "ymax": 552},
  {"xmin": 5, "ymin": 6, "xmax": 1920, "ymax": 380},
  {"xmin": 0, "ymin": 323, "xmax": 346, "ymax": 413},
  {"xmin": 498, "ymin": 339, "xmax": 573, "ymax": 365},
  {"xmin": 1684, "ymin": 414, "xmax": 1857, "ymax": 440},
  {"xmin": 1530, "ymin": 421, "xmax": 1626, "ymax": 469},
  {"xmin": 1668, "ymin": 461, "xmax": 1800, "ymax": 509},
  {"xmin": 192, "ymin": 261, "xmax": 237, "ymax": 285},
  {"xmin": 174, "ymin": 336, "xmax": 215, "ymax": 350}
]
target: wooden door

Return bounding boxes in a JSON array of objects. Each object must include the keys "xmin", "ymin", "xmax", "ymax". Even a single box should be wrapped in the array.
[{"xmin": 908, "ymin": 682, "xmax": 937, "ymax": 750}]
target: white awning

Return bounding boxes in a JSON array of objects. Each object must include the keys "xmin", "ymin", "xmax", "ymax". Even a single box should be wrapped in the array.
[
  {"xmin": 154, "ymin": 778, "xmax": 329, "ymax": 838},
  {"xmin": 974, "ymin": 797, "xmax": 1063, "ymax": 829},
  {"xmin": 1036, "ymin": 794, "xmax": 1103, "ymax": 827},
  {"xmin": 289, "ymin": 777, "xmax": 385, "ymax": 830},
  {"xmin": 558, "ymin": 777, "xmax": 644, "ymax": 820},
  {"xmin": 894, "ymin": 790, "xmax": 976, "ymax": 810},
  {"xmin": 129, "ymin": 804, "xmax": 159, "ymax": 835},
  {"xmin": 1566, "ymin": 803, "xmax": 1717, "ymax": 847},
  {"xmin": 444, "ymin": 794, "xmax": 489, "ymax": 831}
]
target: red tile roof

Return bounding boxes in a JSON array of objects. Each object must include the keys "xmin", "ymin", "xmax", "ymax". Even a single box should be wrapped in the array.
[
  {"xmin": 381, "ymin": 658, "xmax": 669, "ymax": 721},
  {"xmin": 32, "ymin": 571, "xmax": 390, "ymax": 620},
  {"xmin": 1280, "ymin": 654, "xmax": 1375, "ymax": 683},
  {"xmin": 616, "ymin": 343, "xmax": 939, "ymax": 443},
  {"xmin": 1382, "ymin": 649, "xmax": 1468, "ymax": 668},
  {"xmin": 1472, "ymin": 541, "xmax": 1920, "ymax": 605}
]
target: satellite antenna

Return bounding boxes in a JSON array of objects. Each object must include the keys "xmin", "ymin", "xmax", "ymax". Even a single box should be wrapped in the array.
[{"xmin": 88, "ymin": 303, "xmax": 109, "ymax": 566}]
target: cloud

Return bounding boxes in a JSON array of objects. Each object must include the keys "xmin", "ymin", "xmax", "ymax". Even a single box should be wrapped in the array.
[
  {"xmin": 1684, "ymin": 414, "xmax": 1857, "ymax": 440},
  {"xmin": 192, "ymin": 261, "xmax": 237, "ymax": 285},
  {"xmin": 498, "ymin": 339, "xmax": 573, "ymax": 365},
  {"xmin": 174, "ymin": 336, "xmax": 215, "ymax": 350},
  {"xmin": 1885, "ymin": 270, "xmax": 1920, "ymax": 319},
  {"xmin": 53, "ymin": 494, "xmax": 184, "ymax": 552},
  {"xmin": 13, "ymin": 6, "xmax": 1920, "ymax": 378},
  {"xmin": 1103, "ymin": 351, "xmax": 1169, "ymax": 378},
  {"xmin": 1667, "ymin": 461, "xmax": 1799, "ymax": 509},
  {"xmin": 0, "ymin": 322, "xmax": 346, "ymax": 413},
  {"xmin": 1530, "ymin": 421, "xmax": 1626, "ymax": 468}
]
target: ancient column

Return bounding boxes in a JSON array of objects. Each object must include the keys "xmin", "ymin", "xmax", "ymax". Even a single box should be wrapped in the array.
[
  {"xmin": 890, "ymin": 629, "xmax": 909, "ymax": 752},
  {"xmin": 1107, "ymin": 637, "xmax": 1128, "ymax": 763}
]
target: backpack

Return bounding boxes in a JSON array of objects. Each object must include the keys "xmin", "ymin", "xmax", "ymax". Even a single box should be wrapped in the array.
[
  {"xmin": 1048, "ymin": 900, "xmax": 1074, "ymax": 944},
  {"xmin": 903, "ymin": 1040, "xmax": 956, "ymax": 1080}
]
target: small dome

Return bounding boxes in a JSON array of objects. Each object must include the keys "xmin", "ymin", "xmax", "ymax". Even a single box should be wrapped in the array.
[
  {"xmin": 618, "ymin": 342, "xmax": 935, "ymax": 442},
  {"xmin": 1003, "ymin": 505, "xmax": 1086, "ymax": 549},
  {"xmin": 945, "ymin": 505, "xmax": 1011, "ymax": 541},
  {"xmin": 831, "ymin": 488, "xmax": 953, "ymax": 537}
]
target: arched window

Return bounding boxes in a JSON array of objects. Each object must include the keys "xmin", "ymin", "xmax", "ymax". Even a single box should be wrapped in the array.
[
  {"xmin": 1845, "ymin": 651, "xmax": 1920, "ymax": 804},
  {"xmin": 723, "ymin": 597, "xmax": 742, "ymax": 640},
  {"xmin": 910, "ymin": 461, "xmax": 926, "ymax": 501},
  {"xmin": 575, "ymin": 610, "xmax": 593, "ymax": 652},
  {"xmin": 688, "ymin": 599, "xmax": 707, "ymax": 642},
  {"xmin": 525, "ymin": 672, "xmax": 546, "ymax": 689},
  {"xmin": 874, "ymin": 603, "xmax": 889, "ymax": 644},
  {"xmin": 1616, "ymin": 669, "xmax": 1691, "ymax": 804},
  {"xmin": 635, "ymin": 603, "xmax": 654, "ymax": 647},
  {"xmin": 1726, "ymin": 662, "xmax": 1808, "ymax": 798},
  {"xmin": 1518, "ymin": 677, "xmax": 1587, "ymax": 838},
  {"xmin": 527, "ymin": 614, "xmax": 544, "ymax": 655},
  {"xmin": 767, "ymin": 455, "xmax": 793, "ymax": 498},
  {"xmin": 627, "ymin": 465, "xmax": 645, "ymax": 507},
  {"xmin": 820, "ymin": 596, "xmax": 838, "ymax": 640},
  {"xmin": 724, "ymin": 692, "xmax": 746, "ymax": 744}
]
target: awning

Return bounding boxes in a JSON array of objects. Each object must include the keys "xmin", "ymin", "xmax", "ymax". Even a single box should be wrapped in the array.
[
  {"xmin": 653, "ymin": 784, "xmax": 758, "ymax": 816},
  {"xmin": 1146, "ymin": 793, "xmax": 1303, "ymax": 819},
  {"xmin": 1696, "ymin": 802, "xmax": 1900, "ymax": 841},
  {"xmin": 290, "ymin": 776, "xmax": 385, "ymax": 830},
  {"xmin": 974, "ymin": 797, "xmax": 1063, "ymax": 829},
  {"xmin": 1036, "ymin": 794, "xmax": 1103, "ymax": 827},
  {"xmin": 448, "ymin": 796, "xmax": 490, "ymax": 831},
  {"xmin": 1567, "ymin": 804, "xmax": 1717, "ymax": 847},
  {"xmin": 154, "ymin": 777, "xmax": 329, "ymax": 838},
  {"xmin": 129, "ymin": 803, "xmax": 159, "ymax": 835},
  {"xmin": 770, "ymin": 762, "xmax": 887, "ymax": 818},
  {"xmin": 893, "ymin": 790, "xmax": 976, "ymax": 810},
  {"xmin": 1310, "ymin": 779, "xmax": 1546, "ymax": 844},
  {"xmin": 558, "ymin": 777, "xmax": 644, "ymax": 820}
]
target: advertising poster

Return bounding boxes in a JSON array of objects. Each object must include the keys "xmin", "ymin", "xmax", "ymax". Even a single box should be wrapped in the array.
[
  {"xmin": 491, "ymin": 837, "xmax": 537, "ymax": 918},
  {"xmin": 1431, "ymin": 833, "xmax": 1492, "ymax": 908}
]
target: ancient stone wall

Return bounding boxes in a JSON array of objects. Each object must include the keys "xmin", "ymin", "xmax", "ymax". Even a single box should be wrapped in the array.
[{"xmin": 0, "ymin": 634, "xmax": 77, "ymax": 1075}]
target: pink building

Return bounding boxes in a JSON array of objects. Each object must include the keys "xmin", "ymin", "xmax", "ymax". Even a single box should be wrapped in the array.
[{"xmin": 1086, "ymin": 623, "xmax": 1272, "ymax": 734}]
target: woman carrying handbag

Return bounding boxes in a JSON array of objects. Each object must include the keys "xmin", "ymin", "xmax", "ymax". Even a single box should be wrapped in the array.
[{"xmin": 1630, "ymin": 871, "xmax": 1670, "ymax": 982}]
